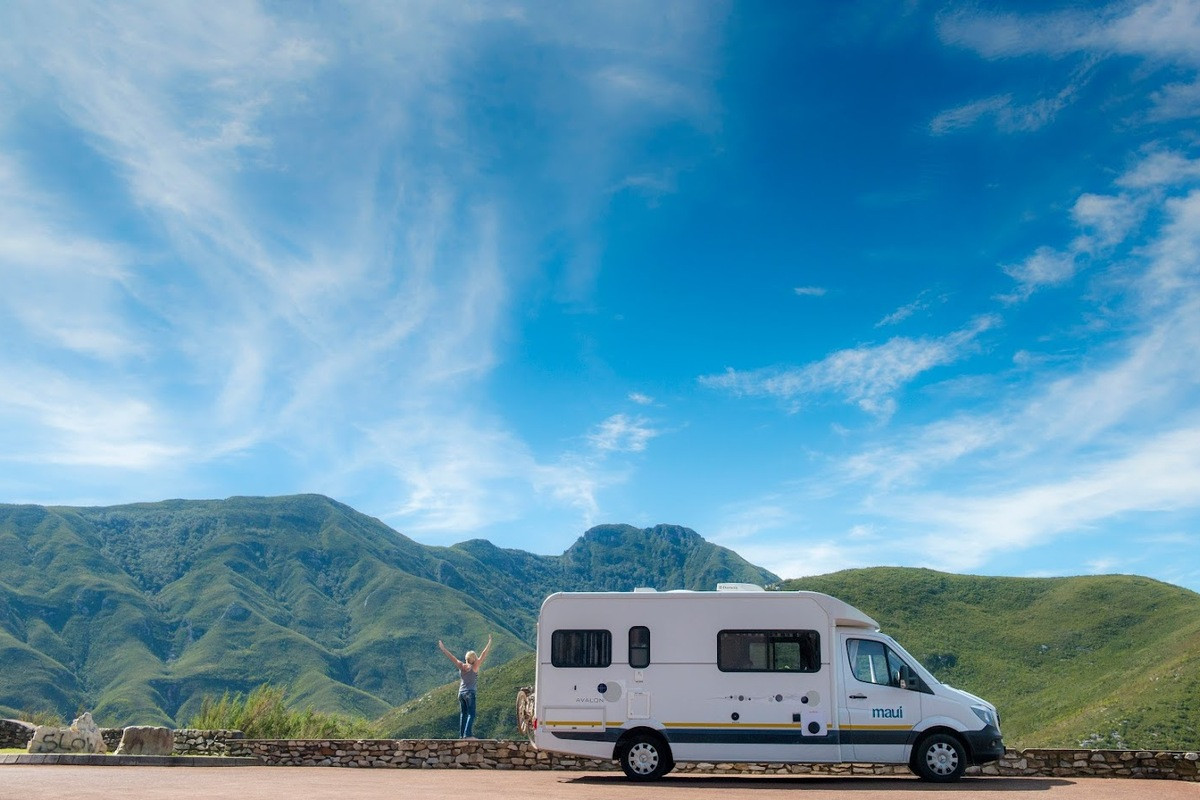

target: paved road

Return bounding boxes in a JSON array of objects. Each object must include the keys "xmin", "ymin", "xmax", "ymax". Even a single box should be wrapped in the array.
[{"xmin": 0, "ymin": 767, "xmax": 1197, "ymax": 800}]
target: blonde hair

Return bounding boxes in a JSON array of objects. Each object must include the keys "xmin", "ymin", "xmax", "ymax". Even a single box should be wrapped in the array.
[{"xmin": 465, "ymin": 650, "xmax": 478, "ymax": 664}]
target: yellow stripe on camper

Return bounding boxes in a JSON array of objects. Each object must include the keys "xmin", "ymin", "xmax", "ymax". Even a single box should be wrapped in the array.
[
  {"xmin": 542, "ymin": 706, "xmax": 606, "ymax": 731},
  {"xmin": 840, "ymin": 724, "xmax": 913, "ymax": 731},
  {"xmin": 663, "ymin": 721, "xmax": 803, "ymax": 729}
]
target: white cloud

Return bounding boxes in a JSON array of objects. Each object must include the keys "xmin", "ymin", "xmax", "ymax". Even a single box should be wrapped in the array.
[
  {"xmin": 930, "ymin": 95, "xmax": 1011, "ymax": 135},
  {"xmin": 1072, "ymin": 193, "xmax": 1145, "ymax": 250},
  {"xmin": 0, "ymin": 2, "xmax": 726, "ymax": 533},
  {"xmin": 588, "ymin": 414, "xmax": 662, "ymax": 453},
  {"xmin": 936, "ymin": 0, "xmax": 1200, "ymax": 127},
  {"xmin": 1000, "ymin": 247, "xmax": 1078, "ymax": 301},
  {"xmin": 732, "ymin": 537, "xmax": 874, "ymax": 583},
  {"xmin": 819, "ymin": 150, "xmax": 1200, "ymax": 576},
  {"xmin": 876, "ymin": 290, "xmax": 942, "ymax": 327},
  {"xmin": 938, "ymin": 0, "xmax": 1200, "ymax": 62},
  {"xmin": 794, "ymin": 286, "xmax": 828, "ymax": 297},
  {"xmin": 628, "ymin": 392, "xmax": 655, "ymax": 405},
  {"xmin": 1000, "ymin": 152, "xmax": 1198, "ymax": 302},
  {"xmin": 0, "ymin": 365, "xmax": 187, "ymax": 469},
  {"xmin": 899, "ymin": 425, "xmax": 1200, "ymax": 572},
  {"xmin": 711, "ymin": 499, "xmax": 793, "ymax": 543},
  {"xmin": 1117, "ymin": 150, "xmax": 1200, "ymax": 189},
  {"xmin": 700, "ymin": 315, "xmax": 999, "ymax": 417}
]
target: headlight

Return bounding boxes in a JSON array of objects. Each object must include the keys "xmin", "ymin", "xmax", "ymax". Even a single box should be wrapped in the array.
[{"xmin": 971, "ymin": 706, "xmax": 997, "ymax": 728}]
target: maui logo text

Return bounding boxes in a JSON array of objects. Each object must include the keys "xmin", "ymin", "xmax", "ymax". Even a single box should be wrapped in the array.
[{"xmin": 871, "ymin": 706, "xmax": 903, "ymax": 719}]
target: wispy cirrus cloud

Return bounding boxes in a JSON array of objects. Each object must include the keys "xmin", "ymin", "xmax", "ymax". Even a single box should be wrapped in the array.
[
  {"xmin": 930, "ymin": 85, "xmax": 1082, "ymax": 135},
  {"xmin": 876, "ymin": 290, "xmax": 943, "ymax": 327},
  {"xmin": 901, "ymin": 424, "xmax": 1200, "ymax": 572},
  {"xmin": 999, "ymin": 247, "xmax": 1079, "ymax": 302},
  {"xmin": 827, "ymin": 150, "xmax": 1200, "ymax": 574},
  {"xmin": 588, "ymin": 414, "xmax": 663, "ymax": 454},
  {"xmin": 0, "ymin": 1, "xmax": 723, "ymax": 540},
  {"xmin": 936, "ymin": 0, "xmax": 1200, "ymax": 128},
  {"xmin": 700, "ymin": 315, "xmax": 999, "ymax": 418}
]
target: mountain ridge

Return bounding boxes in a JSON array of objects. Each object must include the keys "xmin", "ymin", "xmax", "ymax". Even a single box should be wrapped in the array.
[{"xmin": 0, "ymin": 494, "xmax": 774, "ymax": 725}]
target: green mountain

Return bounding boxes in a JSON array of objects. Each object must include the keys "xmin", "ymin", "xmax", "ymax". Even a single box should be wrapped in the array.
[
  {"xmin": 3, "ymin": 495, "xmax": 1198, "ymax": 749},
  {"xmin": 0, "ymin": 495, "xmax": 775, "ymax": 727},
  {"xmin": 388, "ymin": 569, "xmax": 1200, "ymax": 750}
]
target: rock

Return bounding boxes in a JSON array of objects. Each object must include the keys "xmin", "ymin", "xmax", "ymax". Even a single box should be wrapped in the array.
[
  {"xmin": 28, "ymin": 712, "xmax": 107, "ymax": 754},
  {"xmin": 114, "ymin": 726, "xmax": 174, "ymax": 755}
]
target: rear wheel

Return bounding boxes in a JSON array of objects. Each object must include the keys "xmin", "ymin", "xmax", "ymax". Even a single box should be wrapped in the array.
[
  {"xmin": 617, "ymin": 733, "xmax": 672, "ymax": 781},
  {"xmin": 911, "ymin": 733, "xmax": 967, "ymax": 782}
]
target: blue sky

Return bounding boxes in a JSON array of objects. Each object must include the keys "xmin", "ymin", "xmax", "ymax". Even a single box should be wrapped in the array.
[{"xmin": 3, "ymin": 1, "xmax": 1200, "ymax": 591}]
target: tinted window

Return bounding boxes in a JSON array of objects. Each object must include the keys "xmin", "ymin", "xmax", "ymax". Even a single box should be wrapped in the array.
[
  {"xmin": 629, "ymin": 626, "xmax": 650, "ymax": 668},
  {"xmin": 718, "ymin": 630, "xmax": 820, "ymax": 672},
  {"xmin": 551, "ymin": 629, "xmax": 612, "ymax": 668}
]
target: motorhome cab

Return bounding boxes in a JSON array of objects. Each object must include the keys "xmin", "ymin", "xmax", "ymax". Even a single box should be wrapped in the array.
[{"xmin": 530, "ymin": 584, "xmax": 1003, "ymax": 781}]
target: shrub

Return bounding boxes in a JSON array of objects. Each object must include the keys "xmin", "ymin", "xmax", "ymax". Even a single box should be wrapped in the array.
[
  {"xmin": 19, "ymin": 709, "xmax": 65, "ymax": 727},
  {"xmin": 186, "ymin": 684, "xmax": 381, "ymax": 739}
]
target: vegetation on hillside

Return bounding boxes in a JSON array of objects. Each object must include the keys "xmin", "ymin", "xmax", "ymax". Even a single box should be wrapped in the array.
[
  {"xmin": 781, "ymin": 568, "xmax": 1200, "ymax": 750},
  {"xmin": 187, "ymin": 684, "xmax": 381, "ymax": 739},
  {"xmin": 388, "ymin": 570, "xmax": 1200, "ymax": 749},
  {"xmin": 2, "ymin": 495, "xmax": 1198, "ymax": 748},
  {"xmin": 0, "ymin": 496, "xmax": 771, "ymax": 728}
]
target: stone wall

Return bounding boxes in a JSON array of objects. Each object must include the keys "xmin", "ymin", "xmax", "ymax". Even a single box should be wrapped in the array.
[
  {"xmin": 227, "ymin": 738, "xmax": 588, "ymax": 769},
  {"xmin": 172, "ymin": 728, "xmax": 244, "ymax": 755},
  {"xmin": 990, "ymin": 748, "xmax": 1199, "ymax": 780},
  {"xmin": 100, "ymin": 728, "xmax": 123, "ymax": 752},
  {"xmin": 0, "ymin": 719, "xmax": 35, "ymax": 749},
  {"xmin": 225, "ymin": 738, "xmax": 1199, "ymax": 781},
  {"xmin": 5, "ymin": 721, "xmax": 1197, "ymax": 781},
  {"xmin": 24, "ymin": 725, "xmax": 241, "ymax": 756}
]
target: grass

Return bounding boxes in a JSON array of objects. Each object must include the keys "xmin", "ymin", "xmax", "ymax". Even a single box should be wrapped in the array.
[{"xmin": 186, "ymin": 683, "xmax": 382, "ymax": 739}]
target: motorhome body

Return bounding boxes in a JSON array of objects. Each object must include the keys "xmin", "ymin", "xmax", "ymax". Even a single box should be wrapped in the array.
[{"xmin": 531, "ymin": 585, "xmax": 1003, "ymax": 781}]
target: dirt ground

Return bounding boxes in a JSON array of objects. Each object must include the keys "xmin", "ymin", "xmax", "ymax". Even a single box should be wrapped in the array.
[{"xmin": 0, "ymin": 766, "xmax": 1197, "ymax": 800}]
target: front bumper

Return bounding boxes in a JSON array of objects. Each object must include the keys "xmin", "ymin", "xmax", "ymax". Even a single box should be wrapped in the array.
[{"xmin": 964, "ymin": 725, "xmax": 1005, "ymax": 765}]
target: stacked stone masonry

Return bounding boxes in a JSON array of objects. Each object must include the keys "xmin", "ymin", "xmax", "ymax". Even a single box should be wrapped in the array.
[
  {"xmin": 0, "ymin": 720, "xmax": 34, "ymax": 749},
  {"xmin": 225, "ymin": 738, "xmax": 1199, "ymax": 781},
  {"xmin": 3, "ymin": 721, "xmax": 1196, "ymax": 780}
]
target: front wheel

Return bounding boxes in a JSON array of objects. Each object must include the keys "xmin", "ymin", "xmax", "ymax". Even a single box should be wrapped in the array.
[
  {"xmin": 911, "ymin": 733, "xmax": 967, "ymax": 782},
  {"xmin": 617, "ymin": 733, "xmax": 672, "ymax": 781}
]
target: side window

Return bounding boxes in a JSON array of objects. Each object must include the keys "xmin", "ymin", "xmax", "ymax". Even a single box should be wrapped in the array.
[
  {"xmin": 629, "ymin": 626, "xmax": 650, "ymax": 668},
  {"xmin": 847, "ymin": 639, "xmax": 926, "ymax": 691},
  {"xmin": 717, "ymin": 630, "xmax": 820, "ymax": 672},
  {"xmin": 551, "ymin": 629, "xmax": 612, "ymax": 668},
  {"xmin": 848, "ymin": 639, "xmax": 892, "ymax": 685}
]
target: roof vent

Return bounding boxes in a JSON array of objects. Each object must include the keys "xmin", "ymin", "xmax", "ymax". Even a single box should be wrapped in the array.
[
  {"xmin": 633, "ymin": 587, "xmax": 657, "ymax": 593},
  {"xmin": 716, "ymin": 582, "xmax": 765, "ymax": 592}
]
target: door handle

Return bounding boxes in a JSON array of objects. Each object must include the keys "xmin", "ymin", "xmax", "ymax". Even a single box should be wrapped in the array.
[{"xmin": 849, "ymin": 694, "xmax": 867, "ymax": 700}]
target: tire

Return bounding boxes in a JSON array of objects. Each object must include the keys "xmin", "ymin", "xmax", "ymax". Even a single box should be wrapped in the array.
[
  {"xmin": 911, "ymin": 733, "xmax": 967, "ymax": 782},
  {"xmin": 515, "ymin": 687, "xmax": 535, "ymax": 737},
  {"xmin": 617, "ymin": 733, "xmax": 672, "ymax": 781}
]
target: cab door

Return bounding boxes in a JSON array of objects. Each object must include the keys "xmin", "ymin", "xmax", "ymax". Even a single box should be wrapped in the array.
[{"xmin": 837, "ymin": 635, "xmax": 924, "ymax": 764}]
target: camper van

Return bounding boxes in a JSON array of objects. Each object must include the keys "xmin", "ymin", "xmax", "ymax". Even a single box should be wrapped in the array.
[{"xmin": 529, "ymin": 584, "xmax": 1003, "ymax": 781}]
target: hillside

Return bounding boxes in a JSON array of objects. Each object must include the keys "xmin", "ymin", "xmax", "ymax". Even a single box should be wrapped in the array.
[
  {"xmin": 390, "ymin": 569, "xmax": 1200, "ymax": 749},
  {"xmin": 0, "ymin": 495, "xmax": 774, "ymax": 727},
  {"xmin": 783, "ymin": 568, "xmax": 1200, "ymax": 749}
]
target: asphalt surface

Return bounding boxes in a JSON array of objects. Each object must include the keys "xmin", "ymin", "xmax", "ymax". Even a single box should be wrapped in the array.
[{"xmin": 0, "ymin": 767, "xmax": 1196, "ymax": 800}]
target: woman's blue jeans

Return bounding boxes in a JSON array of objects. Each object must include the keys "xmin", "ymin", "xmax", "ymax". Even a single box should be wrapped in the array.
[{"xmin": 458, "ymin": 689, "xmax": 476, "ymax": 738}]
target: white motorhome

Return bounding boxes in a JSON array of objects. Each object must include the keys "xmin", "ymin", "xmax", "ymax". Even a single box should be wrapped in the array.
[{"xmin": 529, "ymin": 584, "xmax": 1003, "ymax": 781}]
